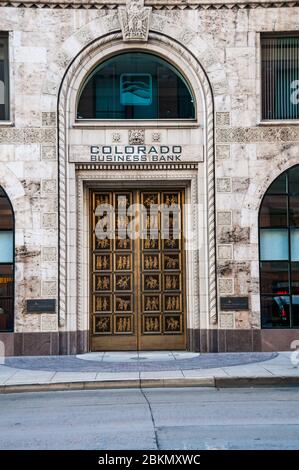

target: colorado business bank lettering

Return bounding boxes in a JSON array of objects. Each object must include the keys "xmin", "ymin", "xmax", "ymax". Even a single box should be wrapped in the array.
[{"xmin": 91, "ymin": 145, "xmax": 182, "ymax": 162}]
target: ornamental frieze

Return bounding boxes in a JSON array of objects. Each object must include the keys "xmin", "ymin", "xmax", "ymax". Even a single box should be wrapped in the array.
[
  {"xmin": 216, "ymin": 126, "xmax": 299, "ymax": 143},
  {"xmin": 0, "ymin": 1, "xmax": 298, "ymax": 10},
  {"xmin": 0, "ymin": 128, "xmax": 55, "ymax": 144}
]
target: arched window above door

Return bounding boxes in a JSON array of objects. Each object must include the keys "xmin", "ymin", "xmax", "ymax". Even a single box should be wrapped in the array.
[
  {"xmin": 0, "ymin": 186, "xmax": 14, "ymax": 332},
  {"xmin": 77, "ymin": 52, "xmax": 196, "ymax": 120},
  {"xmin": 259, "ymin": 165, "xmax": 299, "ymax": 328}
]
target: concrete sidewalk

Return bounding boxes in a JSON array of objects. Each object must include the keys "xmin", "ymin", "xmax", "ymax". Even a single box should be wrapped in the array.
[{"xmin": 0, "ymin": 351, "xmax": 299, "ymax": 393}]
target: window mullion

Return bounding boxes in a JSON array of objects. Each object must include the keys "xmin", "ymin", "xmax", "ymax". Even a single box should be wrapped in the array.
[{"xmin": 287, "ymin": 173, "xmax": 293, "ymax": 328}]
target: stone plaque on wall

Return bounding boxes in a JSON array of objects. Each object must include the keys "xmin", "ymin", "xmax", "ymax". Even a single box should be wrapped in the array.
[
  {"xmin": 27, "ymin": 299, "xmax": 56, "ymax": 313},
  {"xmin": 220, "ymin": 297, "xmax": 249, "ymax": 311}
]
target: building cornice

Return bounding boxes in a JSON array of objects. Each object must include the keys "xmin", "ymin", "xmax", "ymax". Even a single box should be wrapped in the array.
[{"xmin": 0, "ymin": 0, "xmax": 299, "ymax": 10}]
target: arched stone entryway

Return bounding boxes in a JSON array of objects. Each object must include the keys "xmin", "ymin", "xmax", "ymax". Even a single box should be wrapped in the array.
[{"xmin": 45, "ymin": 12, "xmax": 229, "ymax": 353}]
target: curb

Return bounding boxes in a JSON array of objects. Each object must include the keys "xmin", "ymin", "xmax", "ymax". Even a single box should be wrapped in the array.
[
  {"xmin": 1, "ymin": 376, "xmax": 299, "ymax": 393},
  {"xmin": 0, "ymin": 377, "xmax": 214, "ymax": 394},
  {"xmin": 215, "ymin": 376, "xmax": 299, "ymax": 387}
]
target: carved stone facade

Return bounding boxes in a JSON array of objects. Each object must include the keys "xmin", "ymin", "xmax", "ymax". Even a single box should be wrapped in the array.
[{"xmin": 0, "ymin": 1, "xmax": 299, "ymax": 355}]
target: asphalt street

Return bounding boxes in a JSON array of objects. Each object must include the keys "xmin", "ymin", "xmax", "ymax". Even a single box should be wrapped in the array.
[{"xmin": 0, "ymin": 387, "xmax": 299, "ymax": 450}]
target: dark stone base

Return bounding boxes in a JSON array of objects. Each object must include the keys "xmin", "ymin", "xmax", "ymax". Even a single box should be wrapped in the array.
[
  {"xmin": 0, "ymin": 331, "xmax": 89, "ymax": 356},
  {"xmin": 1, "ymin": 329, "xmax": 299, "ymax": 355},
  {"xmin": 59, "ymin": 331, "xmax": 89, "ymax": 355},
  {"xmin": 261, "ymin": 329, "xmax": 299, "ymax": 352},
  {"xmin": 187, "ymin": 329, "xmax": 299, "ymax": 352}
]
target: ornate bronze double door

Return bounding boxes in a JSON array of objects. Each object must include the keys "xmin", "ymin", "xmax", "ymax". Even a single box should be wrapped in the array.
[{"xmin": 90, "ymin": 189, "xmax": 186, "ymax": 350}]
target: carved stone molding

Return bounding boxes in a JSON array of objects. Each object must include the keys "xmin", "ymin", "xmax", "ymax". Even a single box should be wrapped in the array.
[
  {"xmin": 118, "ymin": 0, "xmax": 152, "ymax": 42},
  {"xmin": 75, "ymin": 163, "xmax": 198, "ymax": 171},
  {"xmin": 1, "ymin": 1, "xmax": 298, "ymax": 11},
  {"xmin": 242, "ymin": 147, "xmax": 299, "ymax": 214},
  {"xmin": 0, "ymin": 164, "xmax": 26, "ymax": 202}
]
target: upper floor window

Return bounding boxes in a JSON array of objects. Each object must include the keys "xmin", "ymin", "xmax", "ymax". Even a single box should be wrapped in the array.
[
  {"xmin": 77, "ymin": 52, "xmax": 195, "ymax": 120},
  {"xmin": 259, "ymin": 165, "xmax": 299, "ymax": 328},
  {"xmin": 261, "ymin": 34, "xmax": 299, "ymax": 121},
  {"xmin": 0, "ymin": 33, "xmax": 9, "ymax": 121},
  {"xmin": 0, "ymin": 186, "xmax": 14, "ymax": 332}
]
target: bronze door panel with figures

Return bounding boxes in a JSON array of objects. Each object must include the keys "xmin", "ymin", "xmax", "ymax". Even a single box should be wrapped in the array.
[
  {"xmin": 91, "ymin": 191, "xmax": 136, "ymax": 350},
  {"xmin": 90, "ymin": 190, "xmax": 186, "ymax": 351}
]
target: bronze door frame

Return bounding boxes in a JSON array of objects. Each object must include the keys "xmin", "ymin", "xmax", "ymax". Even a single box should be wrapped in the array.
[{"xmin": 90, "ymin": 189, "xmax": 186, "ymax": 351}]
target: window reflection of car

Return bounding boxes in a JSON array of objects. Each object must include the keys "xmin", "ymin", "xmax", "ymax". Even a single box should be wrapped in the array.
[{"xmin": 271, "ymin": 292, "xmax": 289, "ymax": 323}]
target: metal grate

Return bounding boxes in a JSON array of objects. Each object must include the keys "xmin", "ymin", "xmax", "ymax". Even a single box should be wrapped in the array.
[{"xmin": 262, "ymin": 35, "xmax": 299, "ymax": 120}]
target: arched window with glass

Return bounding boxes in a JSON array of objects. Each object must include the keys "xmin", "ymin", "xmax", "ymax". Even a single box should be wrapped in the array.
[
  {"xmin": 77, "ymin": 52, "xmax": 196, "ymax": 120},
  {"xmin": 0, "ymin": 186, "xmax": 14, "ymax": 332},
  {"xmin": 259, "ymin": 165, "xmax": 299, "ymax": 328}
]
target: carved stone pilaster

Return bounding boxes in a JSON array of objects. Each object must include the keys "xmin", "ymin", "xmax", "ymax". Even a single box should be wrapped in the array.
[{"xmin": 118, "ymin": 0, "xmax": 152, "ymax": 42}]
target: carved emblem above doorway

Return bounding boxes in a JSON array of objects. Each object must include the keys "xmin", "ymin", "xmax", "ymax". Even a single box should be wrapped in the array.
[{"xmin": 118, "ymin": 0, "xmax": 152, "ymax": 42}]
